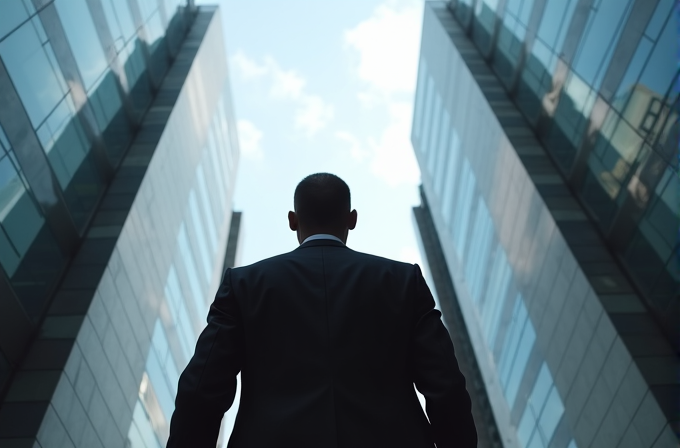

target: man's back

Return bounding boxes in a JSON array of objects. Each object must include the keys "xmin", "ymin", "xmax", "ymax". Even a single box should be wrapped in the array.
[
  {"xmin": 168, "ymin": 239, "xmax": 476, "ymax": 447},
  {"xmin": 166, "ymin": 173, "xmax": 476, "ymax": 448},
  {"xmin": 231, "ymin": 239, "xmax": 432, "ymax": 447}
]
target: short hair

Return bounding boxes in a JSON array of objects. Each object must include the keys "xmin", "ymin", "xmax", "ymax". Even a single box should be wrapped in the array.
[{"xmin": 294, "ymin": 173, "xmax": 351, "ymax": 229}]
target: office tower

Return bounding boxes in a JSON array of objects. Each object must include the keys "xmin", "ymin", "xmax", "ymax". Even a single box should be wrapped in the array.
[
  {"xmin": 0, "ymin": 2, "xmax": 240, "ymax": 447},
  {"xmin": 411, "ymin": 2, "xmax": 677, "ymax": 448}
]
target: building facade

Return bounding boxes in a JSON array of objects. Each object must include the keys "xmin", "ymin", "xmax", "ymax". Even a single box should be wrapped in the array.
[
  {"xmin": 0, "ymin": 2, "xmax": 240, "ymax": 447},
  {"xmin": 411, "ymin": 2, "xmax": 677, "ymax": 448}
]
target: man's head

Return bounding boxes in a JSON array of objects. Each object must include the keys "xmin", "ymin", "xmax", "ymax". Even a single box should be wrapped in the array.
[{"xmin": 288, "ymin": 173, "xmax": 357, "ymax": 244}]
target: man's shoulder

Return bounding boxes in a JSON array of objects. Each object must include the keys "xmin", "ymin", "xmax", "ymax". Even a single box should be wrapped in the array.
[
  {"xmin": 230, "ymin": 245, "xmax": 418, "ymax": 275},
  {"xmin": 347, "ymin": 248, "xmax": 415, "ymax": 271}
]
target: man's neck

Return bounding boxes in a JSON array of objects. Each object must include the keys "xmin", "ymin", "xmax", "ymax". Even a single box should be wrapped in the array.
[{"xmin": 301, "ymin": 234, "xmax": 344, "ymax": 245}]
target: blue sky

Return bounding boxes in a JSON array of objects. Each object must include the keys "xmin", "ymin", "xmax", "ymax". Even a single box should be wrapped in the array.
[
  {"xmin": 196, "ymin": 1, "xmax": 428, "ymax": 439},
  {"xmin": 205, "ymin": 0, "xmax": 426, "ymax": 267}
]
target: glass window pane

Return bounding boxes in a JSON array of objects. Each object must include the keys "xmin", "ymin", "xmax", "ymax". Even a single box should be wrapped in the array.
[
  {"xmin": 188, "ymin": 191, "xmax": 211, "ymax": 282},
  {"xmin": 420, "ymin": 76, "xmax": 435, "ymax": 156},
  {"xmin": 505, "ymin": 317, "xmax": 536, "ymax": 408},
  {"xmin": 0, "ymin": 20, "xmax": 67, "ymax": 127},
  {"xmin": 54, "ymin": 0, "xmax": 108, "ymax": 91},
  {"xmin": 572, "ymin": 0, "xmax": 633, "ymax": 87},
  {"xmin": 0, "ymin": 0, "xmax": 33, "ymax": 40},
  {"xmin": 473, "ymin": 0, "xmax": 500, "ymax": 52},
  {"xmin": 441, "ymin": 129, "xmax": 461, "ymax": 225},
  {"xmin": 517, "ymin": 403, "xmax": 537, "ymax": 447},
  {"xmin": 196, "ymin": 165, "xmax": 217, "ymax": 248},
  {"xmin": 413, "ymin": 58, "xmax": 428, "ymax": 140},
  {"xmin": 178, "ymin": 223, "xmax": 207, "ymax": 317},
  {"xmin": 427, "ymin": 93, "xmax": 443, "ymax": 176},
  {"xmin": 638, "ymin": 16, "xmax": 678, "ymax": 101},
  {"xmin": 613, "ymin": 37, "xmax": 654, "ymax": 113},
  {"xmin": 529, "ymin": 363, "xmax": 553, "ymax": 415},
  {"xmin": 538, "ymin": 387, "xmax": 564, "ymax": 442},
  {"xmin": 431, "ymin": 107, "xmax": 450, "ymax": 184},
  {"xmin": 644, "ymin": 0, "xmax": 674, "ymax": 41},
  {"xmin": 138, "ymin": 0, "xmax": 159, "ymax": 22}
]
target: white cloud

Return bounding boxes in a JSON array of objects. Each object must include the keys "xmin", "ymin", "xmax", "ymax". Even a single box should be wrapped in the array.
[
  {"xmin": 369, "ymin": 101, "xmax": 420, "ymax": 187},
  {"xmin": 335, "ymin": 131, "xmax": 369, "ymax": 162},
  {"xmin": 267, "ymin": 58, "xmax": 306, "ymax": 99},
  {"xmin": 237, "ymin": 119, "xmax": 264, "ymax": 161},
  {"xmin": 296, "ymin": 95, "xmax": 335, "ymax": 137},
  {"xmin": 231, "ymin": 51, "xmax": 268, "ymax": 79},
  {"xmin": 344, "ymin": 0, "xmax": 423, "ymax": 97},
  {"xmin": 338, "ymin": 0, "xmax": 423, "ymax": 188},
  {"xmin": 230, "ymin": 52, "xmax": 333, "ymax": 137}
]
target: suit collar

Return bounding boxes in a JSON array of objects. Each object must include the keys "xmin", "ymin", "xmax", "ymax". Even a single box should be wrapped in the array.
[{"xmin": 296, "ymin": 239, "xmax": 347, "ymax": 250}]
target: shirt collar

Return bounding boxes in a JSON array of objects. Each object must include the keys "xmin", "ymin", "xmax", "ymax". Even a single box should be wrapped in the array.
[{"xmin": 302, "ymin": 234, "xmax": 344, "ymax": 245}]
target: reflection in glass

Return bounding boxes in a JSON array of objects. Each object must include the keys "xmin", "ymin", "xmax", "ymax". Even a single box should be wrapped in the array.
[
  {"xmin": 572, "ymin": 0, "xmax": 633, "ymax": 88},
  {"xmin": 0, "ymin": 1, "xmax": 32, "ymax": 41},
  {"xmin": 433, "ymin": 110, "xmax": 451, "ymax": 196},
  {"xmin": 441, "ymin": 130, "xmax": 460, "ymax": 225},
  {"xmin": 537, "ymin": 387, "xmax": 564, "ymax": 443},
  {"xmin": 472, "ymin": 0, "xmax": 499, "ymax": 53},
  {"xmin": 452, "ymin": 159, "xmax": 475, "ymax": 259},
  {"xmin": 188, "ymin": 191, "xmax": 211, "ymax": 282},
  {"xmin": 54, "ymin": 0, "xmax": 108, "ymax": 91},
  {"xmin": 638, "ymin": 15, "xmax": 678, "ymax": 104},
  {"xmin": 645, "ymin": 0, "xmax": 674, "ymax": 40},
  {"xmin": 493, "ymin": 9, "xmax": 526, "ymax": 84},
  {"xmin": 421, "ymin": 76, "xmax": 435, "ymax": 155},
  {"xmin": 454, "ymin": 0, "xmax": 475, "ymax": 27},
  {"xmin": 427, "ymin": 94, "xmax": 443, "ymax": 176},
  {"xmin": 196, "ymin": 165, "xmax": 218, "ymax": 249},
  {"xmin": 413, "ymin": 59, "xmax": 428, "ymax": 140},
  {"xmin": 35, "ymin": 94, "xmax": 104, "ymax": 230},
  {"xmin": 128, "ymin": 400, "xmax": 163, "ymax": 448},
  {"xmin": 0, "ymin": 19, "xmax": 68, "ymax": 127},
  {"xmin": 613, "ymin": 37, "xmax": 653, "ymax": 113},
  {"xmin": 178, "ymin": 223, "xmax": 207, "ymax": 318},
  {"xmin": 505, "ymin": 319, "xmax": 535, "ymax": 408},
  {"xmin": 0, "ymin": 126, "xmax": 65, "ymax": 317},
  {"xmin": 0, "ymin": 147, "xmax": 43, "ymax": 277}
]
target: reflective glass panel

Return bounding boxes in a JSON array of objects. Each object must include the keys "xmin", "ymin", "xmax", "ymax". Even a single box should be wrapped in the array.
[
  {"xmin": 178, "ymin": 223, "xmax": 207, "ymax": 317},
  {"xmin": 441, "ymin": 129, "xmax": 461, "ymax": 224},
  {"xmin": 413, "ymin": 59, "xmax": 428, "ymax": 140},
  {"xmin": 420, "ymin": 76, "xmax": 435, "ymax": 156},
  {"xmin": 188, "ymin": 190, "xmax": 211, "ymax": 282},
  {"xmin": 538, "ymin": 387, "xmax": 564, "ymax": 442},
  {"xmin": 54, "ymin": 0, "xmax": 109, "ymax": 91},
  {"xmin": 473, "ymin": 0, "xmax": 500, "ymax": 53},
  {"xmin": 536, "ymin": 0, "xmax": 573, "ymax": 49},
  {"xmin": 572, "ymin": 0, "xmax": 633, "ymax": 88},
  {"xmin": 0, "ymin": 19, "xmax": 68, "ymax": 127},
  {"xmin": 505, "ymin": 316, "xmax": 535, "ymax": 408},
  {"xmin": 0, "ymin": 125, "xmax": 65, "ymax": 317},
  {"xmin": 644, "ymin": 0, "xmax": 674, "ymax": 41},
  {"xmin": 428, "ymin": 94, "xmax": 443, "ymax": 176},
  {"xmin": 638, "ymin": 15, "xmax": 678, "ymax": 101},
  {"xmin": 0, "ymin": 0, "xmax": 33, "ymax": 40}
]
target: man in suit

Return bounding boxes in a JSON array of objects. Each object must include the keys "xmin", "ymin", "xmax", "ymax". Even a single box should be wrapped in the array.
[{"xmin": 167, "ymin": 173, "xmax": 477, "ymax": 448}]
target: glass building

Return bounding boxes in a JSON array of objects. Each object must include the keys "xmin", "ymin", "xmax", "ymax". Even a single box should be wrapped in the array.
[
  {"xmin": 0, "ymin": 1, "xmax": 240, "ymax": 447},
  {"xmin": 411, "ymin": 2, "xmax": 678, "ymax": 448}
]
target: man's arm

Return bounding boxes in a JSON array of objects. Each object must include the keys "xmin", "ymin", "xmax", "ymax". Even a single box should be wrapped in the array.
[
  {"xmin": 410, "ymin": 265, "xmax": 477, "ymax": 448},
  {"xmin": 167, "ymin": 268, "xmax": 244, "ymax": 448}
]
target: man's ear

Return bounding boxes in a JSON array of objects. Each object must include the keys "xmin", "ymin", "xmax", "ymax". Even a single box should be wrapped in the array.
[
  {"xmin": 288, "ymin": 211, "xmax": 298, "ymax": 231},
  {"xmin": 348, "ymin": 209, "xmax": 357, "ymax": 230}
]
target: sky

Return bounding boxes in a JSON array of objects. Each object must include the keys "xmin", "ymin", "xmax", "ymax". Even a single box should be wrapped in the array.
[
  {"xmin": 196, "ymin": 0, "xmax": 428, "ymax": 440},
  {"xmin": 207, "ymin": 0, "xmax": 426, "ymax": 268}
]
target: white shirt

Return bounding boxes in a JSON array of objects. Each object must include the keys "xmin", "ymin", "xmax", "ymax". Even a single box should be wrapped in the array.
[{"xmin": 302, "ymin": 234, "xmax": 344, "ymax": 245}]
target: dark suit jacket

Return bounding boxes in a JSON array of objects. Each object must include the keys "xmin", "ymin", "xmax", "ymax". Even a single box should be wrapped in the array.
[{"xmin": 167, "ymin": 239, "xmax": 476, "ymax": 448}]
